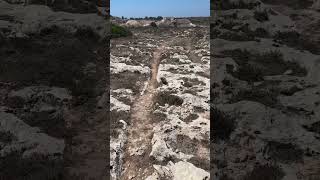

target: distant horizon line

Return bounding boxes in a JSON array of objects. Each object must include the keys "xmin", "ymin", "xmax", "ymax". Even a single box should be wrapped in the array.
[{"xmin": 111, "ymin": 15, "xmax": 210, "ymax": 18}]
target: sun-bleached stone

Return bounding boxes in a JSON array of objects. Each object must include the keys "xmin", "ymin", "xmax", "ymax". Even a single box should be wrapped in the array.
[{"xmin": 151, "ymin": 161, "xmax": 209, "ymax": 180}]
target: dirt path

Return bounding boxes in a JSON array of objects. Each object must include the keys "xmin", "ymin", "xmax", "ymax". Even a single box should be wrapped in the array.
[{"xmin": 120, "ymin": 45, "xmax": 167, "ymax": 180}]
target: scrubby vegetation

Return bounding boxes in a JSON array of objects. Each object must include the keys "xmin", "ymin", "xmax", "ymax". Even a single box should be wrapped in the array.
[
  {"xmin": 274, "ymin": 31, "xmax": 319, "ymax": 54},
  {"xmin": 261, "ymin": 0, "xmax": 314, "ymax": 9},
  {"xmin": 154, "ymin": 91, "xmax": 184, "ymax": 106},
  {"xmin": 230, "ymin": 88, "xmax": 279, "ymax": 107},
  {"xmin": 219, "ymin": 31, "xmax": 256, "ymax": 41},
  {"xmin": 0, "ymin": 131, "xmax": 16, "ymax": 143},
  {"xmin": 222, "ymin": 49, "xmax": 307, "ymax": 81},
  {"xmin": 0, "ymin": 152, "xmax": 63, "ymax": 180},
  {"xmin": 211, "ymin": 0, "xmax": 320, "ymax": 178},
  {"xmin": 212, "ymin": 0, "xmax": 260, "ymax": 10},
  {"xmin": 243, "ymin": 164, "xmax": 284, "ymax": 180},
  {"xmin": 265, "ymin": 141, "xmax": 303, "ymax": 163},
  {"xmin": 111, "ymin": 24, "xmax": 132, "ymax": 38},
  {"xmin": 228, "ymin": 63, "xmax": 264, "ymax": 82},
  {"xmin": 0, "ymin": 26, "xmax": 101, "ymax": 99},
  {"xmin": 254, "ymin": 10, "xmax": 269, "ymax": 22},
  {"xmin": 211, "ymin": 108, "xmax": 236, "ymax": 142},
  {"xmin": 110, "ymin": 110, "xmax": 130, "ymax": 138},
  {"xmin": 111, "ymin": 72, "xmax": 146, "ymax": 95}
]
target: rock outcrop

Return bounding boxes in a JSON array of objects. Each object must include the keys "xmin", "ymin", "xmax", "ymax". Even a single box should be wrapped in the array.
[
  {"xmin": 211, "ymin": 0, "xmax": 320, "ymax": 179},
  {"xmin": 0, "ymin": 0, "xmax": 108, "ymax": 40}
]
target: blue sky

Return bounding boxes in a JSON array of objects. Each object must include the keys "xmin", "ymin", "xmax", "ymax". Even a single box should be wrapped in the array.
[{"xmin": 111, "ymin": 0, "xmax": 210, "ymax": 18}]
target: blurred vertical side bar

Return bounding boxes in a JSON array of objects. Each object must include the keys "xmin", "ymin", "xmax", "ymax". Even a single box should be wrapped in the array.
[
  {"xmin": 210, "ymin": 0, "xmax": 216, "ymax": 179},
  {"xmin": 0, "ymin": 0, "xmax": 110, "ymax": 179},
  {"xmin": 62, "ymin": 0, "xmax": 111, "ymax": 179},
  {"xmin": 106, "ymin": 0, "xmax": 111, "ymax": 179},
  {"xmin": 210, "ymin": 0, "xmax": 320, "ymax": 179}
]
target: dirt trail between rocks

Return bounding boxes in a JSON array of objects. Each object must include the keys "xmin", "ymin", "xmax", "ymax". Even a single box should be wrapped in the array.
[{"xmin": 120, "ymin": 45, "xmax": 168, "ymax": 180}]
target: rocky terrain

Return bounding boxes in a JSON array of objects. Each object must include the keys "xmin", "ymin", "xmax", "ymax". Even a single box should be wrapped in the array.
[
  {"xmin": 0, "ymin": 0, "xmax": 109, "ymax": 179},
  {"xmin": 116, "ymin": 17, "xmax": 200, "ymax": 28},
  {"xmin": 211, "ymin": 0, "xmax": 320, "ymax": 179},
  {"xmin": 4, "ymin": 0, "xmax": 320, "ymax": 179},
  {"xmin": 110, "ymin": 24, "xmax": 210, "ymax": 179}
]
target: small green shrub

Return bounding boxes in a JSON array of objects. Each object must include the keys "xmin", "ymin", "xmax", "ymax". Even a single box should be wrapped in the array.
[{"xmin": 111, "ymin": 24, "xmax": 132, "ymax": 38}]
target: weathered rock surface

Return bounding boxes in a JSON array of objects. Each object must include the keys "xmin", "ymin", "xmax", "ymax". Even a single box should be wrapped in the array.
[
  {"xmin": 111, "ymin": 25, "xmax": 209, "ymax": 179},
  {"xmin": 211, "ymin": 0, "xmax": 320, "ymax": 179},
  {"xmin": 0, "ymin": 0, "xmax": 109, "ymax": 179},
  {"xmin": 0, "ymin": 0, "xmax": 108, "ymax": 39}
]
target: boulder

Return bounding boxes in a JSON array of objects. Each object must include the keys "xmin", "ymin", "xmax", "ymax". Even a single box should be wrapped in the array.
[
  {"xmin": 149, "ymin": 161, "xmax": 210, "ymax": 180},
  {"xmin": 150, "ymin": 21, "xmax": 157, "ymax": 27},
  {"xmin": 156, "ymin": 17, "xmax": 176, "ymax": 27},
  {"xmin": 124, "ymin": 20, "xmax": 142, "ymax": 27},
  {"xmin": 176, "ymin": 18, "xmax": 196, "ymax": 27},
  {"xmin": 156, "ymin": 18, "xmax": 196, "ymax": 27}
]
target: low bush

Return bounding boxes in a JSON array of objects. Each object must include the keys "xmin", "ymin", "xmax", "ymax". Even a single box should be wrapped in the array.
[
  {"xmin": 230, "ymin": 88, "xmax": 279, "ymax": 107},
  {"xmin": 154, "ymin": 91, "xmax": 184, "ymax": 106},
  {"xmin": 0, "ymin": 152, "xmax": 63, "ymax": 180},
  {"xmin": 111, "ymin": 24, "xmax": 132, "ymax": 38},
  {"xmin": 0, "ymin": 131, "xmax": 16, "ymax": 144},
  {"xmin": 243, "ymin": 164, "xmax": 284, "ymax": 180},
  {"xmin": 212, "ymin": 0, "xmax": 260, "ymax": 10},
  {"xmin": 266, "ymin": 141, "xmax": 304, "ymax": 163},
  {"xmin": 274, "ymin": 31, "xmax": 319, "ymax": 54},
  {"xmin": 222, "ymin": 49, "xmax": 307, "ymax": 79},
  {"xmin": 211, "ymin": 108, "xmax": 236, "ymax": 142}
]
